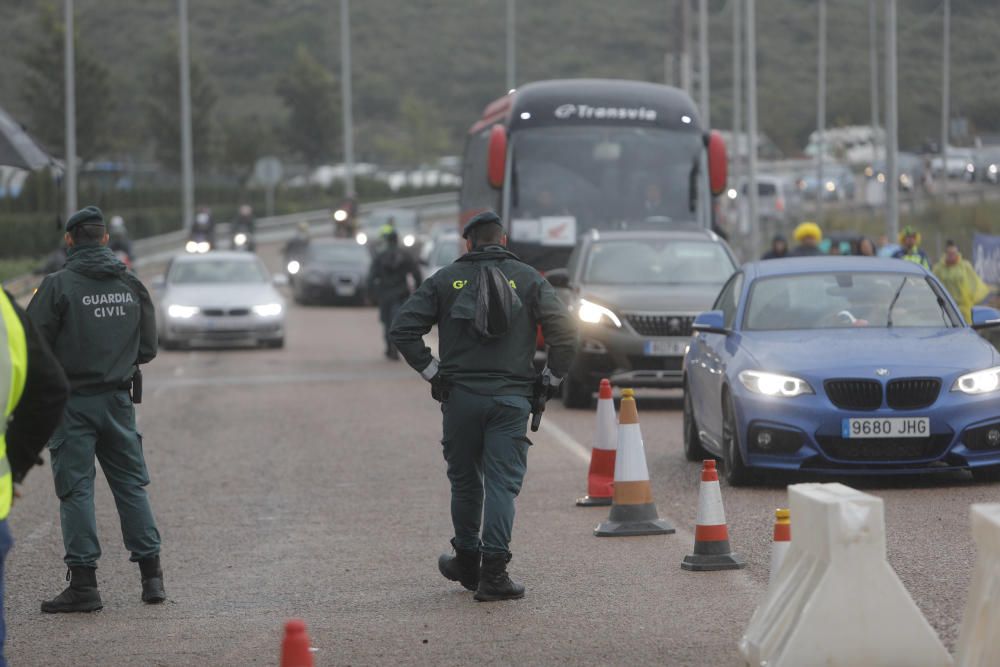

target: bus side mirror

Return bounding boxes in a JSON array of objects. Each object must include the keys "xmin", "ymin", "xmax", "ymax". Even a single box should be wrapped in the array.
[
  {"xmin": 708, "ymin": 130, "xmax": 728, "ymax": 197},
  {"xmin": 487, "ymin": 125, "xmax": 507, "ymax": 189}
]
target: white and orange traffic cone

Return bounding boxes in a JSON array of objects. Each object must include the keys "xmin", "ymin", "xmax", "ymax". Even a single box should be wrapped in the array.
[
  {"xmin": 769, "ymin": 508, "xmax": 791, "ymax": 587},
  {"xmin": 576, "ymin": 379, "xmax": 617, "ymax": 507},
  {"xmin": 681, "ymin": 460, "xmax": 745, "ymax": 571},
  {"xmin": 594, "ymin": 388, "xmax": 675, "ymax": 536}
]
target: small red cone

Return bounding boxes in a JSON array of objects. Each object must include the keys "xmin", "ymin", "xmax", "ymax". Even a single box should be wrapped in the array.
[
  {"xmin": 681, "ymin": 460, "xmax": 745, "ymax": 571},
  {"xmin": 280, "ymin": 619, "xmax": 314, "ymax": 667},
  {"xmin": 576, "ymin": 379, "xmax": 617, "ymax": 507},
  {"xmin": 769, "ymin": 508, "xmax": 791, "ymax": 588}
]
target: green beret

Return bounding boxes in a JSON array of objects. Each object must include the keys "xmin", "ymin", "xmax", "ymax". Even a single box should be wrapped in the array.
[
  {"xmin": 65, "ymin": 205, "xmax": 104, "ymax": 232},
  {"xmin": 462, "ymin": 210, "xmax": 503, "ymax": 239}
]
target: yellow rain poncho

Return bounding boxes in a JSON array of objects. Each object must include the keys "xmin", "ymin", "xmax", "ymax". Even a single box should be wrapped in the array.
[{"xmin": 933, "ymin": 256, "xmax": 992, "ymax": 322}]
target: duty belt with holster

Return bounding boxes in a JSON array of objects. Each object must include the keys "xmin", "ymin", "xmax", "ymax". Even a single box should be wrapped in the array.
[{"xmin": 118, "ymin": 367, "xmax": 143, "ymax": 404}]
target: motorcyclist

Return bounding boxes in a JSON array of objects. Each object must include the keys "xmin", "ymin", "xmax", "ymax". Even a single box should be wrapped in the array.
[
  {"xmin": 333, "ymin": 197, "xmax": 358, "ymax": 238},
  {"xmin": 190, "ymin": 208, "xmax": 216, "ymax": 250},
  {"xmin": 790, "ymin": 221, "xmax": 824, "ymax": 257},
  {"xmin": 232, "ymin": 205, "xmax": 256, "ymax": 252},
  {"xmin": 108, "ymin": 216, "xmax": 134, "ymax": 266},
  {"xmin": 283, "ymin": 222, "xmax": 311, "ymax": 271}
]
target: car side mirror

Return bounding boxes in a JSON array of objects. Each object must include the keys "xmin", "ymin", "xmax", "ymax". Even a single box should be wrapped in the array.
[
  {"xmin": 545, "ymin": 268, "xmax": 570, "ymax": 289},
  {"xmin": 272, "ymin": 274, "xmax": 290, "ymax": 288},
  {"xmin": 692, "ymin": 310, "xmax": 728, "ymax": 335},
  {"xmin": 970, "ymin": 306, "xmax": 1000, "ymax": 330}
]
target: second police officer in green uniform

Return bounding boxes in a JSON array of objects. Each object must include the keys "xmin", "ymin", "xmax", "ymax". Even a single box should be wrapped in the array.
[
  {"xmin": 27, "ymin": 206, "xmax": 164, "ymax": 613},
  {"xmin": 390, "ymin": 211, "xmax": 576, "ymax": 601}
]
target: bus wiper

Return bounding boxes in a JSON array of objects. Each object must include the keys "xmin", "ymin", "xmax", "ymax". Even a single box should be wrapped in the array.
[{"xmin": 886, "ymin": 277, "xmax": 907, "ymax": 327}]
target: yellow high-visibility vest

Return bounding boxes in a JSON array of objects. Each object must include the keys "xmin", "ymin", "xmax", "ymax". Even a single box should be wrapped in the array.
[{"xmin": 0, "ymin": 291, "xmax": 27, "ymax": 520}]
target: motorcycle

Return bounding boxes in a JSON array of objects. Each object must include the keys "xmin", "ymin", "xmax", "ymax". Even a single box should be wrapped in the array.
[
  {"xmin": 185, "ymin": 229, "xmax": 213, "ymax": 254},
  {"xmin": 332, "ymin": 197, "xmax": 358, "ymax": 239},
  {"xmin": 231, "ymin": 227, "xmax": 255, "ymax": 252}
]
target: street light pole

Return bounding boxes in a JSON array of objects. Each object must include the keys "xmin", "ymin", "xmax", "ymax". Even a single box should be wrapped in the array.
[
  {"xmin": 816, "ymin": 0, "xmax": 827, "ymax": 222},
  {"xmin": 64, "ymin": 0, "xmax": 77, "ymax": 218},
  {"xmin": 731, "ymin": 0, "xmax": 742, "ymax": 189},
  {"xmin": 746, "ymin": 0, "xmax": 760, "ymax": 256},
  {"xmin": 506, "ymin": 0, "xmax": 516, "ymax": 90},
  {"xmin": 340, "ymin": 0, "xmax": 355, "ymax": 198},
  {"xmin": 698, "ymin": 0, "xmax": 709, "ymax": 129},
  {"xmin": 868, "ymin": 0, "xmax": 880, "ymax": 157},
  {"xmin": 885, "ymin": 0, "xmax": 899, "ymax": 240},
  {"xmin": 940, "ymin": 0, "xmax": 950, "ymax": 197},
  {"xmin": 178, "ymin": 0, "xmax": 194, "ymax": 230}
]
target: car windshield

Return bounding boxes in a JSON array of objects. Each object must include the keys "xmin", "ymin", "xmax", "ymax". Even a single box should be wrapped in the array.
[
  {"xmin": 744, "ymin": 272, "xmax": 958, "ymax": 331},
  {"xmin": 583, "ymin": 239, "xmax": 735, "ymax": 286},
  {"xmin": 509, "ymin": 126, "xmax": 703, "ymax": 232},
  {"xmin": 309, "ymin": 243, "xmax": 368, "ymax": 263},
  {"xmin": 169, "ymin": 259, "xmax": 267, "ymax": 285},
  {"xmin": 431, "ymin": 238, "xmax": 462, "ymax": 266}
]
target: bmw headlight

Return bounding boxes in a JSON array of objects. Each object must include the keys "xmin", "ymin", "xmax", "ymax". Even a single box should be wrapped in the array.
[
  {"xmin": 403, "ymin": 234, "xmax": 416, "ymax": 247},
  {"xmin": 167, "ymin": 304, "xmax": 199, "ymax": 319},
  {"xmin": 739, "ymin": 370, "xmax": 814, "ymax": 397},
  {"xmin": 252, "ymin": 303, "xmax": 283, "ymax": 317},
  {"xmin": 576, "ymin": 298, "xmax": 621, "ymax": 328},
  {"xmin": 952, "ymin": 366, "xmax": 1000, "ymax": 395},
  {"xmin": 356, "ymin": 232, "xmax": 368, "ymax": 245},
  {"xmin": 287, "ymin": 260, "xmax": 301, "ymax": 275}
]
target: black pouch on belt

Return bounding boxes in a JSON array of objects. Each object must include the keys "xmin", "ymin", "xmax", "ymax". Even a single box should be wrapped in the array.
[{"xmin": 131, "ymin": 368, "xmax": 143, "ymax": 404}]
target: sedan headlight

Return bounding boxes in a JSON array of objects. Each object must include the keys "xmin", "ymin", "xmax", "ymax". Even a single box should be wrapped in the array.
[
  {"xmin": 739, "ymin": 370, "xmax": 814, "ymax": 397},
  {"xmin": 952, "ymin": 366, "xmax": 1000, "ymax": 395},
  {"xmin": 576, "ymin": 298, "xmax": 621, "ymax": 328},
  {"xmin": 167, "ymin": 304, "xmax": 199, "ymax": 319},
  {"xmin": 252, "ymin": 303, "xmax": 283, "ymax": 317},
  {"xmin": 403, "ymin": 234, "xmax": 416, "ymax": 247}
]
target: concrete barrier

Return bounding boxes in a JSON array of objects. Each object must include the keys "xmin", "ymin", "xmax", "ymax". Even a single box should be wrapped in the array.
[
  {"xmin": 739, "ymin": 483, "xmax": 951, "ymax": 667},
  {"xmin": 955, "ymin": 504, "xmax": 1000, "ymax": 667}
]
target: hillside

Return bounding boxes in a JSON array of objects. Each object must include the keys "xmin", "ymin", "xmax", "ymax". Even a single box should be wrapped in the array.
[{"xmin": 1, "ymin": 0, "xmax": 998, "ymax": 166}]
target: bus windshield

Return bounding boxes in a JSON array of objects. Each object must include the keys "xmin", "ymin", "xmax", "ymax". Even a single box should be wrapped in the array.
[{"xmin": 509, "ymin": 126, "xmax": 703, "ymax": 233}]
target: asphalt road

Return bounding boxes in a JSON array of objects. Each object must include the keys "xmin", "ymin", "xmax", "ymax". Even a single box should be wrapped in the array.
[{"xmin": 5, "ymin": 243, "xmax": 995, "ymax": 665}]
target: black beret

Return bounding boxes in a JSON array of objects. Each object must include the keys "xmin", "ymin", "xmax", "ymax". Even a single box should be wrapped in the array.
[
  {"xmin": 462, "ymin": 210, "xmax": 503, "ymax": 239},
  {"xmin": 65, "ymin": 205, "xmax": 104, "ymax": 232}
]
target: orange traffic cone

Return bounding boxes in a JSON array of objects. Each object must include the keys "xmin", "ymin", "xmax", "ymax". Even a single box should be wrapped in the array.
[
  {"xmin": 280, "ymin": 619, "xmax": 314, "ymax": 667},
  {"xmin": 576, "ymin": 379, "xmax": 617, "ymax": 507},
  {"xmin": 681, "ymin": 460, "xmax": 745, "ymax": 571},
  {"xmin": 768, "ymin": 508, "xmax": 791, "ymax": 587},
  {"xmin": 594, "ymin": 388, "xmax": 675, "ymax": 536}
]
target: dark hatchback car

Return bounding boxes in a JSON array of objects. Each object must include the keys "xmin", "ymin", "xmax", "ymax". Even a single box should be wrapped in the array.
[
  {"xmin": 547, "ymin": 229, "xmax": 738, "ymax": 407},
  {"xmin": 289, "ymin": 238, "xmax": 371, "ymax": 305}
]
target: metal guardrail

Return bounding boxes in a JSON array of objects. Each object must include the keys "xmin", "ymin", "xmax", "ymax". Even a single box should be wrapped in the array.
[{"xmin": 2, "ymin": 191, "xmax": 459, "ymax": 300}]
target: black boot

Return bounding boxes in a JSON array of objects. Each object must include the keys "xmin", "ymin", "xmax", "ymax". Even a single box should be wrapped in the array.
[
  {"xmin": 474, "ymin": 553, "xmax": 525, "ymax": 602},
  {"xmin": 139, "ymin": 556, "xmax": 166, "ymax": 604},
  {"xmin": 438, "ymin": 539, "xmax": 480, "ymax": 591},
  {"xmin": 40, "ymin": 567, "xmax": 103, "ymax": 613}
]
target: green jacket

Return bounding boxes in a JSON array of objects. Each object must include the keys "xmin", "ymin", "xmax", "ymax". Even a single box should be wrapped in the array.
[
  {"xmin": 390, "ymin": 245, "xmax": 577, "ymax": 396},
  {"xmin": 27, "ymin": 244, "xmax": 157, "ymax": 394}
]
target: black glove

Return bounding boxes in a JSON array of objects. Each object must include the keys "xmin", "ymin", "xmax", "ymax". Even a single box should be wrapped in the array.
[
  {"xmin": 538, "ymin": 368, "xmax": 563, "ymax": 401},
  {"xmin": 430, "ymin": 373, "xmax": 447, "ymax": 402}
]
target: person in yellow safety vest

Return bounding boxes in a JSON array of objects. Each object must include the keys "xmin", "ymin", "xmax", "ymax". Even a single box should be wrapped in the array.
[
  {"xmin": 892, "ymin": 226, "xmax": 931, "ymax": 269},
  {"xmin": 0, "ymin": 289, "xmax": 69, "ymax": 665},
  {"xmin": 933, "ymin": 240, "xmax": 992, "ymax": 323}
]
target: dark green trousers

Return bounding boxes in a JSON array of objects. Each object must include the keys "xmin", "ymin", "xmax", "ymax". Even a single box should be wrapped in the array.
[
  {"xmin": 48, "ymin": 391, "xmax": 161, "ymax": 568},
  {"xmin": 441, "ymin": 387, "xmax": 531, "ymax": 556}
]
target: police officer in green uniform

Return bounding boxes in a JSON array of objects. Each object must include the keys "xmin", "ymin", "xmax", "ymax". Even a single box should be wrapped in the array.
[
  {"xmin": 390, "ymin": 211, "xmax": 576, "ymax": 601},
  {"xmin": 27, "ymin": 206, "xmax": 164, "ymax": 613}
]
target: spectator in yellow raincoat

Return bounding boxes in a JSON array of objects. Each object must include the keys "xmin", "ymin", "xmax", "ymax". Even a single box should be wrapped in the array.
[{"xmin": 933, "ymin": 240, "xmax": 992, "ymax": 322}]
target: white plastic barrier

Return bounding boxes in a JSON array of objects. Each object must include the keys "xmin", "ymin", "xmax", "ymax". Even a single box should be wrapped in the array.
[
  {"xmin": 955, "ymin": 504, "xmax": 1000, "ymax": 667},
  {"xmin": 739, "ymin": 483, "xmax": 952, "ymax": 667}
]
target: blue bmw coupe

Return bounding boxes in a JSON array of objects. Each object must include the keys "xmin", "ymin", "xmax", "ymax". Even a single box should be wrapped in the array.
[{"xmin": 683, "ymin": 257, "xmax": 1000, "ymax": 485}]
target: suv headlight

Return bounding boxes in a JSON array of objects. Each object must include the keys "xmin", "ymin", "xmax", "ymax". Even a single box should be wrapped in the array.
[
  {"xmin": 252, "ymin": 303, "xmax": 283, "ymax": 317},
  {"xmin": 576, "ymin": 298, "xmax": 621, "ymax": 328},
  {"xmin": 167, "ymin": 304, "xmax": 199, "ymax": 319},
  {"xmin": 952, "ymin": 366, "xmax": 1000, "ymax": 395},
  {"xmin": 739, "ymin": 370, "xmax": 814, "ymax": 397}
]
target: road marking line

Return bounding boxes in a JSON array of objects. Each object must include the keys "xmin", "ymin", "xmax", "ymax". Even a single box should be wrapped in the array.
[{"xmin": 538, "ymin": 418, "xmax": 591, "ymax": 463}]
